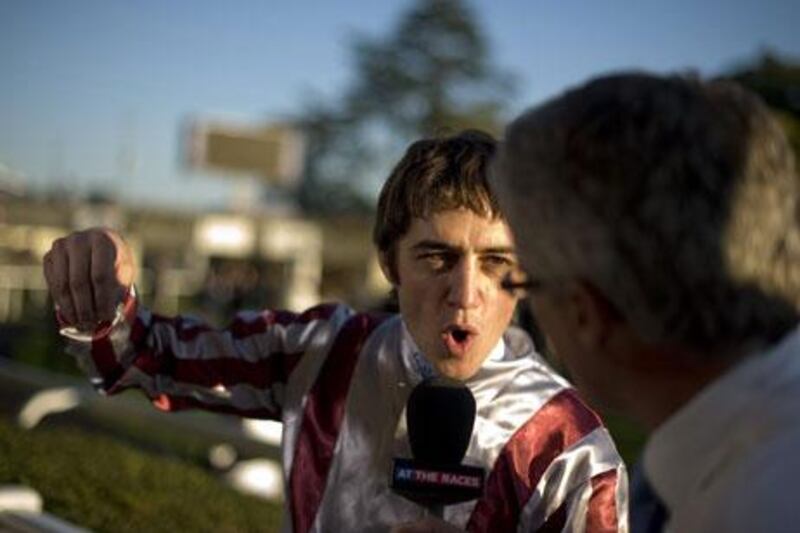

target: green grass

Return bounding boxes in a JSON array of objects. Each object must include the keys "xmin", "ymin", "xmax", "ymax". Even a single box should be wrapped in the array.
[
  {"xmin": 601, "ymin": 411, "xmax": 647, "ymax": 467},
  {"xmin": 0, "ymin": 416, "xmax": 283, "ymax": 533}
]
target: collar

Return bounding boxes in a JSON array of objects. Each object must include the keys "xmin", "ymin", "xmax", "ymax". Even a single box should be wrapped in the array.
[{"xmin": 643, "ymin": 324, "xmax": 800, "ymax": 513}]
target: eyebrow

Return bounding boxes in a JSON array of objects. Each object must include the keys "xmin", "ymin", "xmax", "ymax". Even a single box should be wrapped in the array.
[{"xmin": 410, "ymin": 239, "xmax": 516, "ymax": 255}]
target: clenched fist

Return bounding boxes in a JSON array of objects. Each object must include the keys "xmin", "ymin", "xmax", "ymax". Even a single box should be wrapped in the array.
[{"xmin": 43, "ymin": 228, "xmax": 136, "ymax": 331}]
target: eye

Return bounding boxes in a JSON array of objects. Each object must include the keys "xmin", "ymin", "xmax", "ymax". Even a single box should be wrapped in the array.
[
  {"xmin": 481, "ymin": 254, "xmax": 514, "ymax": 275},
  {"xmin": 418, "ymin": 252, "xmax": 456, "ymax": 272}
]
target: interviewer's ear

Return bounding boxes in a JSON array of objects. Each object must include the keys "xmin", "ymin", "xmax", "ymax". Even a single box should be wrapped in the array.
[{"xmin": 563, "ymin": 280, "xmax": 622, "ymax": 353}]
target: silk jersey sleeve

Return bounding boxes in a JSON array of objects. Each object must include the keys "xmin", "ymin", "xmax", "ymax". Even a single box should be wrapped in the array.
[{"xmin": 62, "ymin": 290, "xmax": 355, "ymax": 420}]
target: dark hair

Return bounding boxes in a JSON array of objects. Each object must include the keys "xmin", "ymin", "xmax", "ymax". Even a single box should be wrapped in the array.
[{"xmin": 373, "ymin": 130, "xmax": 500, "ymax": 280}]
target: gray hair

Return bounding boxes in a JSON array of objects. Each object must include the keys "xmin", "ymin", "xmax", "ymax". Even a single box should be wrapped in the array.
[{"xmin": 494, "ymin": 72, "xmax": 800, "ymax": 350}]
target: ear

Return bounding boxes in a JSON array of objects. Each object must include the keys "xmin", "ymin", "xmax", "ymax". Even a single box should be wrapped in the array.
[
  {"xmin": 378, "ymin": 250, "xmax": 398, "ymax": 286},
  {"xmin": 562, "ymin": 280, "xmax": 621, "ymax": 353}
]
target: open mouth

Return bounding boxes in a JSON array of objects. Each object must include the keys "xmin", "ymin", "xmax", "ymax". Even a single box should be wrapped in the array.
[{"xmin": 441, "ymin": 325, "xmax": 477, "ymax": 357}]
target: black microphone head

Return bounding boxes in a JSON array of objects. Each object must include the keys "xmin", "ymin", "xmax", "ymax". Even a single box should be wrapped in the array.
[{"xmin": 406, "ymin": 377, "xmax": 476, "ymax": 466}]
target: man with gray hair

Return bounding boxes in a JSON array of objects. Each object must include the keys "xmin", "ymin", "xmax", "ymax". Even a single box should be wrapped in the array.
[{"xmin": 492, "ymin": 72, "xmax": 800, "ymax": 532}]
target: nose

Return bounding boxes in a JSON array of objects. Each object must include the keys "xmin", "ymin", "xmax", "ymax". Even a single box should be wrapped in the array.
[{"xmin": 447, "ymin": 258, "xmax": 481, "ymax": 309}]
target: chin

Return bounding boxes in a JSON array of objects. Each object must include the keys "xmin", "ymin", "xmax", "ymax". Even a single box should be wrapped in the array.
[{"xmin": 434, "ymin": 359, "xmax": 479, "ymax": 382}]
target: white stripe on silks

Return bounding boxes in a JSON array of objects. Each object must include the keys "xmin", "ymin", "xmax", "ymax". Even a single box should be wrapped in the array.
[
  {"xmin": 119, "ymin": 366, "xmax": 283, "ymax": 413},
  {"xmin": 563, "ymin": 480, "xmax": 592, "ymax": 533},
  {"xmin": 260, "ymin": 309, "xmax": 350, "ymax": 356},
  {"xmin": 615, "ymin": 464, "xmax": 630, "ymax": 533},
  {"xmin": 277, "ymin": 308, "xmax": 358, "ymax": 475},
  {"xmin": 517, "ymin": 427, "xmax": 622, "ymax": 532},
  {"xmin": 146, "ymin": 308, "xmax": 348, "ymax": 362},
  {"xmin": 469, "ymin": 373, "xmax": 567, "ymax": 473},
  {"xmin": 109, "ymin": 311, "xmax": 136, "ymax": 366}
]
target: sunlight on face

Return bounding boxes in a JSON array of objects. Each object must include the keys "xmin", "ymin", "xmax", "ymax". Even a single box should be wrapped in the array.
[{"xmin": 388, "ymin": 208, "xmax": 519, "ymax": 380}]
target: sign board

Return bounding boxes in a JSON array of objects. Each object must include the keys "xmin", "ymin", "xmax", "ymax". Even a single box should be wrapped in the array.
[{"xmin": 185, "ymin": 120, "xmax": 305, "ymax": 187}]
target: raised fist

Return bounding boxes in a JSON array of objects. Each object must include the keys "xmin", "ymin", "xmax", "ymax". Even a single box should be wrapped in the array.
[{"xmin": 43, "ymin": 228, "xmax": 135, "ymax": 331}]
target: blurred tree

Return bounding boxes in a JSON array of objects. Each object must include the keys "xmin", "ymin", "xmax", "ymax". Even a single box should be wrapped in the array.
[
  {"xmin": 296, "ymin": 0, "xmax": 516, "ymax": 213},
  {"xmin": 726, "ymin": 51, "xmax": 800, "ymax": 158}
]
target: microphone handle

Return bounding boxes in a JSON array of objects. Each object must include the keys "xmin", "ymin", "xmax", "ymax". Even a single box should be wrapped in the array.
[{"xmin": 428, "ymin": 504, "xmax": 444, "ymax": 519}]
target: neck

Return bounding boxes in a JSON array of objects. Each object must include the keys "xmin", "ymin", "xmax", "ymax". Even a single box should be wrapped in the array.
[{"xmin": 622, "ymin": 344, "xmax": 746, "ymax": 431}]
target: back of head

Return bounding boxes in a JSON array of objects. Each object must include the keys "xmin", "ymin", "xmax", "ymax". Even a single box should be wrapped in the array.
[
  {"xmin": 496, "ymin": 72, "xmax": 800, "ymax": 351},
  {"xmin": 373, "ymin": 130, "xmax": 500, "ymax": 279}
]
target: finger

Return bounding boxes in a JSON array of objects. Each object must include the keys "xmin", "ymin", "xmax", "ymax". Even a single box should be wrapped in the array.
[
  {"xmin": 67, "ymin": 232, "xmax": 96, "ymax": 326},
  {"xmin": 44, "ymin": 240, "xmax": 78, "ymax": 325},
  {"xmin": 105, "ymin": 229, "xmax": 136, "ymax": 287},
  {"xmin": 90, "ymin": 231, "xmax": 124, "ymax": 320}
]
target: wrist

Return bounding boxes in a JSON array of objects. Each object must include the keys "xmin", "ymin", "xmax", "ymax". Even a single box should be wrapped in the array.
[{"xmin": 58, "ymin": 285, "xmax": 138, "ymax": 342}]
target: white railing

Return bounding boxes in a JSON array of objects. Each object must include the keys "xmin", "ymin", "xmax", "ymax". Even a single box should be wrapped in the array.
[{"xmin": 0, "ymin": 485, "xmax": 89, "ymax": 533}]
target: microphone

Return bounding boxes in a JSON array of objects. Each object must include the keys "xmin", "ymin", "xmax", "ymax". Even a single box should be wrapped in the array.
[{"xmin": 391, "ymin": 377, "xmax": 485, "ymax": 509}]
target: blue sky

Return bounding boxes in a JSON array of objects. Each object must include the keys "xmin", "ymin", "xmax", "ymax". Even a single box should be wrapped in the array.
[{"xmin": 1, "ymin": 0, "xmax": 798, "ymax": 211}]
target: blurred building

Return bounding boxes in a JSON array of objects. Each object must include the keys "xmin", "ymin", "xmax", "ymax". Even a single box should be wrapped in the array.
[{"xmin": 0, "ymin": 192, "xmax": 389, "ymax": 324}]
